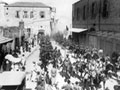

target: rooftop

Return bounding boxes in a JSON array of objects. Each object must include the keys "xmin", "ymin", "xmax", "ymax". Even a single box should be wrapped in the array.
[
  {"xmin": 5, "ymin": 2, "xmax": 51, "ymax": 8},
  {"xmin": 72, "ymin": 0, "xmax": 81, "ymax": 5},
  {"xmin": 0, "ymin": 1, "xmax": 8, "ymax": 5}
]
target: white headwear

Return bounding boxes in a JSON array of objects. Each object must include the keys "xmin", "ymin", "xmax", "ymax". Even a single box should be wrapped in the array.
[
  {"xmin": 108, "ymin": 70, "xmax": 112, "ymax": 73},
  {"xmin": 98, "ymin": 49, "xmax": 103, "ymax": 53}
]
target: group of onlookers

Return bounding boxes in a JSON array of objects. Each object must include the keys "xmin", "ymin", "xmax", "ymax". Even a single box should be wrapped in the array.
[{"xmin": 0, "ymin": 36, "xmax": 38, "ymax": 72}]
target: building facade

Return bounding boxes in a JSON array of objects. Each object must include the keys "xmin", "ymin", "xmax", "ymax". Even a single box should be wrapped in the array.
[
  {"xmin": 72, "ymin": 0, "xmax": 120, "ymax": 55},
  {"xmin": 0, "ymin": 2, "xmax": 55, "ymax": 36},
  {"xmin": 3, "ymin": 21, "xmax": 24, "ymax": 50}
]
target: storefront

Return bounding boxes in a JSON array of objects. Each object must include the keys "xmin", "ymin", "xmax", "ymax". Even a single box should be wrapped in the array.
[
  {"xmin": 89, "ymin": 31, "xmax": 116, "ymax": 56},
  {"xmin": 69, "ymin": 28, "xmax": 88, "ymax": 45},
  {"xmin": 0, "ymin": 36, "xmax": 13, "ymax": 68},
  {"xmin": 88, "ymin": 35, "xmax": 98, "ymax": 48}
]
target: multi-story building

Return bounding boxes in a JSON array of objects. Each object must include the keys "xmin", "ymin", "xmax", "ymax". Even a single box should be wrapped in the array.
[
  {"xmin": 72, "ymin": 0, "xmax": 120, "ymax": 55},
  {"xmin": 0, "ymin": 2, "xmax": 55, "ymax": 36}
]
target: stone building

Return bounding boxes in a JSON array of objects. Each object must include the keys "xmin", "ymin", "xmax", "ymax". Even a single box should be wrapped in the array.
[
  {"xmin": 72, "ymin": 0, "xmax": 120, "ymax": 55},
  {"xmin": 0, "ymin": 2, "xmax": 55, "ymax": 36}
]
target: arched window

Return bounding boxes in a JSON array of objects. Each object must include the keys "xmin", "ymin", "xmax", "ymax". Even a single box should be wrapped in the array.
[
  {"xmin": 16, "ymin": 11, "xmax": 20, "ymax": 18},
  {"xmin": 76, "ymin": 8, "xmax": 80, "ymax": 20},
  {"xmin": 40, "ymin": 11, "xmax": 45, "ymax": 18},
  {"xmin": 23, "ymin": 11, "xmax": 28, "ymax": 18},
  {"xmin": 30, "ymin": 11, "xmax": 34, "ymax": 18},
  {"xmin": 102, "ymin": 0, "xmax": 109, "ymax": 18},
  {"xmin": 92, "ymin": 3, "xmax": 95, "ymax": 15},
  {"xmin": 83, "ymin": 5, "xmax": 86, "ymax": 20},
  {"xmin": 91, "ymin": 2, "xmax": 97, "ymax": 19}
]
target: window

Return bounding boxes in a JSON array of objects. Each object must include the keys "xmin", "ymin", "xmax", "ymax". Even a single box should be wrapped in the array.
[
  {"xmin": 76, "ymin": 8, "xmax": 80, "ymax": 20},
  {"xmin": 83, "ymin": 5, "xmax": 86, "ymax": 20},
  {"xmin": 16, "ymin": 11, "xmax": 20, "ymax": 18},
  {"xmin": 72, "ymin": 8, "xmax": 75, "ymax": 21},
  {"xmin": 73, "ymin": 8, "xmax": 76, "ymax": 21},
  {"xmin": 23, "ymin": 11, "xmax": 28, "ymax": 18},
  {"xmin": 40, "ymin": 11, "xmax": 45, "ymax": 18},
  {"xmin": 91, "ymin": 2, "xmax": 95, "ymax": 19},
  {"xmin": 102, "ymin": 0, "xmax": 109, "ymax": 18},
  {"xmin": 30, "ymin": 11, "xmax": 34, "ymax": 18}
]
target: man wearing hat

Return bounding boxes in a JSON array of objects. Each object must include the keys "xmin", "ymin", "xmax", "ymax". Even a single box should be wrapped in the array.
[{"xmin": 98, "ymin": 49, "xmax": 105, "ymax": 63}]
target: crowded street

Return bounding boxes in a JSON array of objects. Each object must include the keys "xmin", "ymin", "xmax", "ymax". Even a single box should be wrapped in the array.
[
  {"xmin": 0, "ymin": 34, "xmax": 120, "ymax": 90},
  {"xmin": 51, "ymin": 40, "xmax": 119, "ymax": 90},
  {"xmin": 0, "ymin": 0, "xmax": 120, "ymax": 90},
  {"xmin": 24, "ymin": 35, "xmax": 120, "ymax": 90}
]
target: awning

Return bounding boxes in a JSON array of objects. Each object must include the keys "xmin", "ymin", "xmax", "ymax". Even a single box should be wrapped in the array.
[
  {"xmin": 69, "ymin": 28, "xmax": 88, "ymax": 33},
  {"xmin": 0, "ymin": 71, "xmax": 25, "ymax": 86},
  {"xmin": 0, "ymin": 36, "xmax": 13, "ymax": 44},
  {"xmin": 5, "ymin": 54, "xmax": 21, "ymax": 63}
]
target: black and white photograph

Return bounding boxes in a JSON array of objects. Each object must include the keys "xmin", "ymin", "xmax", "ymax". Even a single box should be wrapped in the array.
[{"xmin": 0, "ymin": 0, "xmax": 120, "ymax": 90}]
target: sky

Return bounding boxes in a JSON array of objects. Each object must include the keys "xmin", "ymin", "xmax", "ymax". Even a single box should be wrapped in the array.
[{"xmin": 1, "ymin": 0, "xmax": 79, "ymax": 31}]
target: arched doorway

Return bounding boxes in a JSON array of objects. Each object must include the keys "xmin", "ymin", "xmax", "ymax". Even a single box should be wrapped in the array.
[{"xmin": 37, "ymin": 29, "xmax": 45, "ymax": 44}]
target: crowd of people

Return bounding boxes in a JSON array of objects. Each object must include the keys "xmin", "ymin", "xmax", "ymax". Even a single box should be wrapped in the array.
[
  {"xmin": 1, "ymin": 33, "xmax": 119, "ymax": 90},
  {"xmin": 55, "ymin": 38, "xmax": 120, "ymax": 90},
  {"xmin": 39, "ymin": 35, "xmax": 61, "ymax": 71},
  {"xmin": 2, "ymin": 33, "xmax": 118, "ymax": 90},
  {"xmin": 26, "ymin": 35, "xmax": 120, "ymax": 90},
  {"xmin": 34, "ymin": 34, "xmax": 120, "ymax": 90}
]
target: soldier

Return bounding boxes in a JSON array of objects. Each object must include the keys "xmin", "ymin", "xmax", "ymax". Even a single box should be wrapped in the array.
[{"xmin": 63, "ymin": 54, "xmax": 71, "ymax": 72}]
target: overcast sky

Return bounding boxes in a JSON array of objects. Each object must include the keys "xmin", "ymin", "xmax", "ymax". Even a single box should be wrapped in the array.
[{"xmin": 1, "ymin": 0, "xmax": 79, "ymax": 25}]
